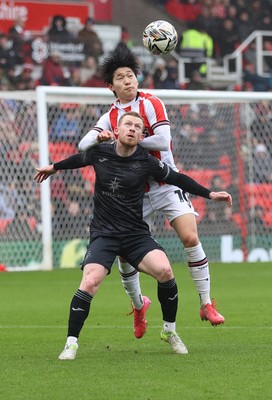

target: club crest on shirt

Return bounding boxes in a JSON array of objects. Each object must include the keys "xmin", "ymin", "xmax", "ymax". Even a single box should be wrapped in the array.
[
  {"xmin": 131, "ymin": 161, "xmax": 141, "ymax": 171},
  {"xmin": 105, "ymin": 177, "xmax": 123, "ymax": 193}
]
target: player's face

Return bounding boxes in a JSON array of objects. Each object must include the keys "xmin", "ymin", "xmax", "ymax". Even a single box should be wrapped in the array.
[
  {"xmin": 109, "ymin": 68, "xmax": 138, "ymax": 103},
  {"xmin": 116, "ymin": 115, "xmax": 144, "ymax": 146}
]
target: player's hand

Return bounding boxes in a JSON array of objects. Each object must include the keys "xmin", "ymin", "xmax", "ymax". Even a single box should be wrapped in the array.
[
  {"xmin": 209, "ymin": 191, "xmax": 232, "ymax": 207},
  {"xmin": 97, "ymin": 130, "xmax": 115, "ymax": 143},
  {"xmin": 34, "ymin": 165, "xmax": 57, "ymax": 183}
]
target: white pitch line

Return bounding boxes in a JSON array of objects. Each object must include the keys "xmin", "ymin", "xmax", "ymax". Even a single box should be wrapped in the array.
[{"xmin": 0, "ymin": 325, "xmax": 271, "ymax": 330}]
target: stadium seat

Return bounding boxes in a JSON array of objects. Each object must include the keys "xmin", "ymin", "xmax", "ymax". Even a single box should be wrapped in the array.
[
  {"xmin": 48, "ymin": 142, "xmax": 77, "ymax": 162},
  {"xmin": 80, "ymin": 166, "xmax": 96, "ymax": 193},
  {"xmin": 244, "ymin": 183, "xmax": 272, "ymax": 212},
  {"xmin": 191, "ymin": 196, "xmax": 206, "ymax": 221},
  {"xmin": 0, "ymin": 219, "xmax": 12, "ymax": 234},
  {"xmin": 184, "ymin": 169, "xmax": 230, "ymax": 188},
  {"xmin": 264, "ymin": 212, "xmax": 272, "ymax": 226}
]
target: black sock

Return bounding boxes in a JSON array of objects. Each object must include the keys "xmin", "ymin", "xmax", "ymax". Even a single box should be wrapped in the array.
[
  {"xmin": 157, "ymin": 278, "xmax": 178, "ymax": 323},
  {"xmin": 67, "ymin": 289, "xmax": 93, "ymax": 338}
]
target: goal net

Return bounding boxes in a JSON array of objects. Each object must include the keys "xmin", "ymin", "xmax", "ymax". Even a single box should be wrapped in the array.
[{"xmin": 0, "ymin": 87, "xmax": 271, "ymax": 270}]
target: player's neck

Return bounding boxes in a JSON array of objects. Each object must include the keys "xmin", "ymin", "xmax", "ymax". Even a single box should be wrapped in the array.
[{"xmin": 115, "ymin": 141, "xmax": 137, "ymax": 157}]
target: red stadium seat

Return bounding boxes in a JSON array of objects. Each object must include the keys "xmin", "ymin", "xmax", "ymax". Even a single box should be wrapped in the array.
[
  {"xmin": 0, "ymin": 219, "xmax": 11, "ymax": 234},
  {"xmin": 264, "ymin": 212, "xmax": 272, "ymax": 226},
  {"xmin": 48, "ymin": 142, "xmax": 77, "ymax": 162},
  {"xmin": 184, "ymin": 169, "xmax": 231, "ymax": 188},
  {"xmin": 244, "ymin": 184, "xmax": 272, "ymax": 212},
  {"xmin": 191, "ymin": 197, "xmax": 206, "ymax": 221}
]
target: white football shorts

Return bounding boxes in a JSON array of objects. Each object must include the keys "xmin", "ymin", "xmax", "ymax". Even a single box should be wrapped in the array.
[{"xmin": 143, "ymin": 184, "xmax": 198, "ymax": 226}]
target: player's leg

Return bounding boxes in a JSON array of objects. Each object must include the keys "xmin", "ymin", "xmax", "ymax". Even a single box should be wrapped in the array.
[
  {"xmin": 171, "ymin": 213, "xmax": 224, "ymax": 325},
  {"xmin": 117, "ymin": 195, "xmax": 154, "ymax": 338},
  {"xmin": 151, "ymin": 185, "xmax": 224, "ymax": 326},
  {"xmin": 58, "ymin": 262, "xmax": 107, "ymax": 360},
  {"xmin": 59, "ymin": 237, "xmax": 116, "ymax": 360},
  {"xmin": 138, "ymin": 248, "xmax": 188, "ymax": 354},
  {"xmin": 118, "ymin": 256, "xmax": 144, "ymax": 309}
]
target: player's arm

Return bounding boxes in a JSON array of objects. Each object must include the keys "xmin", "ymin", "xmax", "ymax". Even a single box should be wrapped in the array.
[
  {"xmin": 78, "ymin": 128, "xmax": 115, "ymax": 151},
  {"xmin": 140, "ymin": 125, "xmax": 170, "ymax": 151},
  {"xmin": 78, "ymin": 113, "xmax": 114, "ymax": 151},
  {"xmin": 150, "ymin": 158, "xmax": 232, "ymax": 206},
  {"xmin": 34, "ymin": 152, "xmax": 92, "ymax": 183},
  {"xmin": 139, "ymin": 99, "xmax": 170, "ymax": 151},
  {"xmin": 166, "ymin": 169, "xmax": 232, "ymax": 205}
]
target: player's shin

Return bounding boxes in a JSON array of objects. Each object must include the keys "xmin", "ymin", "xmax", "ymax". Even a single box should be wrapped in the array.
[
  {"xmin": 157, "ymin": 277, "xmax": 178, "ymax": 329},
  {"xmin": 118, "ymin": 258, "xmax": 144, "ymax": 309},
  {"xmin": 185, "ymin": 243, "xmax": 211, "ymax": 306},
  {"xmin": 67, "ymin": 289, "xmax": 93, "ymax": 338}
]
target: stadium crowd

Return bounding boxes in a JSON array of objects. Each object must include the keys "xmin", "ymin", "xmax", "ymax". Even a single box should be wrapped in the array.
[
  {"xmin": 1, "ymin": 0, "xmax": 272, "ymax": 91},
  {"xmin": 0, "ymin": 1, "xmax": 272, "ymax": 243}
]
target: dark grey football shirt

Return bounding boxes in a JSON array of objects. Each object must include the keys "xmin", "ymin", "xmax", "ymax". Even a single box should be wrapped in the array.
[{"xmin": 54, "ymin": 143, "xmax": 210, "ymax": 235}]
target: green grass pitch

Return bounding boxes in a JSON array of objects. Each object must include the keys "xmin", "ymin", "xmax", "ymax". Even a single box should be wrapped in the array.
[{"xmin": 1, "ymin": 262, "xmax": 271, "ymax": 400}]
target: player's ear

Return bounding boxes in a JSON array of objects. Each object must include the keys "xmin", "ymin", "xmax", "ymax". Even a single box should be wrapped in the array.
[
  {"xmin": 139, "ymin": 132, "xmax": 145, "ymax": 142},
  {"xmin": 114, "ymin": 126, "xmax": 119, "ymax": 137},
  {"xmin": 108, "ymin": 83, "xmax": 114, "ymax": 93}
]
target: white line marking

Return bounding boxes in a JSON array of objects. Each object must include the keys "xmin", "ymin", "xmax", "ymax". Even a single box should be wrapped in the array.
[{"xmin": 0, "ymin": 325, "xmax": 271, "ymax": 330}]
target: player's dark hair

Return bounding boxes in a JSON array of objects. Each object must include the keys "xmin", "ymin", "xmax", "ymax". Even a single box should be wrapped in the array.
[{"xmin": 99, "ymin": 47, "xmax": 141, "ymax": 84}]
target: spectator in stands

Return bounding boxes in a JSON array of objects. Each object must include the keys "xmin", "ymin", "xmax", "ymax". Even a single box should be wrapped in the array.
[
  {"xmin": 179, "ymin": 21, "xmax": 214, "ymax": 77},
  {"xmin": 199, "ymin": 130, "xmax": 227, "ymax": 169},
  {"xmin": 114, "ymin": 26, "xmax": 134, "ymax": 52},
  {"xmin": 251, "ymin": 0, "xmax": 265, "ymax": 26},
  {"xmin": 252, "ymin": 143, "xmax": 272, "ymax": 183},
  {"xmin": 67, "ymin": 66, "xmax": 82, "ymax": 87},
  {"xmin": 8, "ymin": 16, "xmax": 32, "ymax": 62},
  {"xmin": 47, "ymin": 15, "xmax": 73, "ymax": 43},
  {"xmin": 225, "ymin": 3, "xmax": 239, "ymax": 28},
  {"xmin": 248, "ymin": 205, "xmax": 271, "ymax": 235},
  {"xmin": 199, "ymin": 202, "xmax": 240, "ymax": 236},
  {"xmin": 50, "ymin": 104, "xmax": 80, "ymax": 143},
  {"xmin": 81, "ymin": 56, "xmax": 106, "ymax": 87},
  {"xmin": 4, "ymin": 207, "xmax": 40, "ymax": 240},
  {"xmin": 179, "ymin": 126, "xmax": 205, "ymax": 170},
  {"xmin": 194, "ymin": 4, "xmax": 220, "ymax": 39},
  {"xmin": 0, "ymin": 184, "xmax": 15, "ymax": 219},
  {"xmin": 186, "ymin": 69, "xmax": 207, "ymax": 90},
  {"xmin": 52, "ymin": 199, "xmax": 88, "ymax": 240},
  {"xmin": 236, "ymin": 9, "xmax": 254, "ymax": 43},
  {"xmin": 40, "ymin": 51, "xmax": 68, "ymax": 86},
  {"xmin": 152, "ymin": 58, "xmax": 168, "ymax": 89},
  {"xmin": 15, "ymin": 63, "xmax": 36, "ymax": 90},
  {"xmin": 80, "ymin": 55, "xmax": 98, "ymax": 84},
  {"xmin": 242, "ymin": 62, "xmax": 272, "ymax": 91},
  {"xmin": 77, "ymin": 18, "xmax": 104, "ymax": 61},
  {"xmin": 161, "ymin": 65, "xmax": 181, "ymax": 89},
  {"xmin": 216, "ymin": 18, "xmax": 239, "ymax": 60},
  {"xmin": 139, "ymin": 72, "xmax": 154, "ymax": 89},
  {"xmin": 0, "ymin": 33, "xmax": 21, "ymax": 72}
]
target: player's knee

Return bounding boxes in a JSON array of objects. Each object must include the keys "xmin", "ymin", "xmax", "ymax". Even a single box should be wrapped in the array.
[
  {"xmin": 156, "ymin": 265, "xmax": 174, "ymax": 282},
  {"xmin": 82, "ymin": 272, "xmax": 100, "ymax": 294},
  {"xmin": 182, "ymin": 233, "xmax": 199, "ymax": 248}
]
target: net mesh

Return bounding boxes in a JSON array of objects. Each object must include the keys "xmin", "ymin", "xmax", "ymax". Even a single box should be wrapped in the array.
[{"xmin": 0, "ymin": 89, "xmax": 271, "ymax": 269}]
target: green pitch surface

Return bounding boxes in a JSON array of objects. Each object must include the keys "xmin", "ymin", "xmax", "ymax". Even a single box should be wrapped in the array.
[{"xmin": 1, "ymin": 263, "xmax": 271, "ymax": 400}]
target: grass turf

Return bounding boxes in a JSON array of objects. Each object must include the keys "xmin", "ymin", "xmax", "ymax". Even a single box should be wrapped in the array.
[{"xmin": 0, "ymin": 262, "xmax": 271, "ymax": 400}]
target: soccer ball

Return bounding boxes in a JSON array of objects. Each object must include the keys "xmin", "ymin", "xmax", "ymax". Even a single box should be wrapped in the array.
[{"xmin": 142, "ymin": 20, "xmax": 178, "ymax": 55}]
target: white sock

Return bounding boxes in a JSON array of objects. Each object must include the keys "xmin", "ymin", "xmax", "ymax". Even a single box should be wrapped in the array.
[
  {"xmin": 185, "ymin": 242, "xmax": 211, "ymax": 306},
  {"xmin": 118, "ymin": 259, "xmax": 144, "ymax": 310},
  {"xmin": 163, "ymin": 321, "xmax": 176, "ymax": 333},
  {"xmin": 66, "ymin": 336, "xmax": 78, "ymax": 346}
]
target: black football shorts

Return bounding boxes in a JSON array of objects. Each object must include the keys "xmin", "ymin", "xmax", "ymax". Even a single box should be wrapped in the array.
[{"xmin": 81, "ymin": 232, "xmax": 165, "ymax": 273}]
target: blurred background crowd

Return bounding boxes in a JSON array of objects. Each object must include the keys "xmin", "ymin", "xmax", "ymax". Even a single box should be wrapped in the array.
[{"xmin": 0, "ymin": 0, "xmax": 272, "ymax": 92}]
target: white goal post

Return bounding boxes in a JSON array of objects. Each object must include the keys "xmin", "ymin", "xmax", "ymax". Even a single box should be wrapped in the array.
[{"xmin": 0, "ymin": 87, "xmax": 271, "ymax": 270}]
